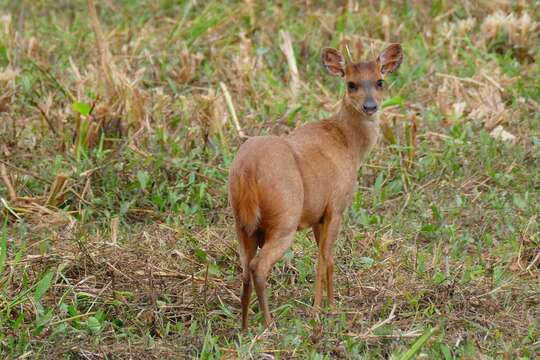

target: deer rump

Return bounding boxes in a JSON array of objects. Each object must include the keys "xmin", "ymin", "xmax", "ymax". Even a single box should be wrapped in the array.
[{"xmin": 228, "ymin": 135, "xmax": 308, "ymax": 245}]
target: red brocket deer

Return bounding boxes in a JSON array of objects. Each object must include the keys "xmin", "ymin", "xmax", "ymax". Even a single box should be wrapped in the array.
[{"xmin": 229, "ymin": 44, "xmax": 403, "ymax": 331}]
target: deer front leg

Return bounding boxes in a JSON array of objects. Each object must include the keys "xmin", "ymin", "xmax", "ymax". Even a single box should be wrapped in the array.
[
  {"xmin": 312, "ymin": 222, "xmax": 325, "ymax": 309},
  {"xmin": 313, "ymin": 214, "xmax": 341, "ymax": 308}
]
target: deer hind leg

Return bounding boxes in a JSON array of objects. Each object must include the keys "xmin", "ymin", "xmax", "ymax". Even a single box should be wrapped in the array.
[
  {"xmin": 249, "ymin": 228, "xmax": 295, "ymax": 328},
  {"xmin": 237, "ymin": 225, "xmax": 258, "ymax": 332}
]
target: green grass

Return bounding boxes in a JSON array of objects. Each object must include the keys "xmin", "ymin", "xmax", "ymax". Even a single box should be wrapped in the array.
[{"xmin": 1, "ymin": 0, "xmax": 540, "ymax": 358}]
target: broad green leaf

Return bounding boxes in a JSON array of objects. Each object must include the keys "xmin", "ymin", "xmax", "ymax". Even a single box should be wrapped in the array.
[
  {"xmin": 67, "ymin": 305, "xmax": 78, "ymax": 317},
  {"xmin": 13, "ymin": 313, "xmax": 24, "ymax": 329},
  {"xmin": 513, "ymin": 194, "xmax": 527, "ymax": 210},
  {"xmin": 72, "ymin": 102, "xmax": 92, "ymax": 116},
  {"xmin": 86, "ymin": 316, "xmax": 102, "ymax": 333},
  {"xmin": 420, "ymin": 223, "xmax": 439, "ymax": 233},
  {"xmin": 335, "ymin": 12, "xmax": 347, "ymax": 34},
  {"xmin": 440, "ymin": 344, "xmax": 452, "ymax": 360},
  {"xmin": 184, "ymin": 5, "xmax": 220, "ymax": 46},
  {"xmin": 208, "ymin": 263, "xmax": 221, "ymax": 276},
  {"xmin": 398, "ymin": 327, "xmax": 438, "ymax": 360},
  {"xmin": 382, "ymin": 96, "xmax": 404, "ymax": 108},
  {"xmin": 195, "ymin": 248, "xmax": 208, "ymax": 263},
  {"xmin": 35, "ymin": 308, "xmax": 53, "ymax": 329},
  {"xmin": 33, "ymin": 270, "xmax": 54, "ymax": 303},
  {"xmin": 360, "ymin": 256, "xmax": 375, "ymax": 267},
  {"xmin": 137, "ymin": 170, "xmax": 150, "ymax": 190},
  {"xmin": 433, "ymin": 271, "xmax": 446, "ymax": 285}
]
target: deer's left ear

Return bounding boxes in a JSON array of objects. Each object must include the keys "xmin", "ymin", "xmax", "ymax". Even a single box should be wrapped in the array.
[{"xmin": 377, "ymin": 43, "xmax": 403, "ymax": 75}]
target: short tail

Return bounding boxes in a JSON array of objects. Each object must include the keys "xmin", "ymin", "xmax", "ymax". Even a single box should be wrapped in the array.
[{"xmin": 230, "ymin": 170, "xmax": 260, "ymax": 236}]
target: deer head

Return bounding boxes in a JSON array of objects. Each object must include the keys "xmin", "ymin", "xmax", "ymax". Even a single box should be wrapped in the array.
[{"xmin": 321, "ymin": 44, "xmax": 403, "ymax": 117}]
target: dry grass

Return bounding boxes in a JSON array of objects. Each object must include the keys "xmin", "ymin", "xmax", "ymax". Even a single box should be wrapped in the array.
[{"xmin": 1, "ymin": 0, "xmax": 539, "ymax": 358}]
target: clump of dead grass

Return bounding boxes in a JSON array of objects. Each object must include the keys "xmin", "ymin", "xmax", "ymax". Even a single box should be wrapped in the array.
[
  {"xmin": 188, "ymin": 89, "xmax": 228, "ymax": 149},
  {"xmin": 174, "ymin": 45, "xmax": 203, "ymax": 84},
  {"xmin": 481, "ymin": 10, "xmax": 539, "ymax": 61}
]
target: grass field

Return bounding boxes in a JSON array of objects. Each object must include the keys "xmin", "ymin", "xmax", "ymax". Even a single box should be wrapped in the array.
[{"xmin": 1, "ymin": 0, "xmax": 539, "ymax": 358}]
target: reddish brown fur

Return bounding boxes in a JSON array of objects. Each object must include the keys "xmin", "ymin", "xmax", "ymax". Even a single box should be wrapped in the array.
[
  {"xmin": 229, "ymin": 167, "xmax": 260, "ymax": 235},
  {"xmin": 229, "ymin": 44, "xmax": 403, "ymax": 331}
]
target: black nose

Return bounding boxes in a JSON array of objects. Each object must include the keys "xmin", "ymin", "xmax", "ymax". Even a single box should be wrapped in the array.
[{"xmin": 362, "ymin": 102, "xmax": 378, "ymax": 114}]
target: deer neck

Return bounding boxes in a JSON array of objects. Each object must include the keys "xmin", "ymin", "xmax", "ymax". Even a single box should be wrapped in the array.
[{"xmin": 336, "ymin": 100, "xmax": 380, "ymax": 168}]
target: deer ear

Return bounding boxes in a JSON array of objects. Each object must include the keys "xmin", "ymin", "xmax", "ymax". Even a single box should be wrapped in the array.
[
  {"xmin": 321, "ymin": 47, "xmax": 345, "ymax": 77},
  {"xmin": 377, "ymin": 43, "xmax": 403, "ymax": 75}
]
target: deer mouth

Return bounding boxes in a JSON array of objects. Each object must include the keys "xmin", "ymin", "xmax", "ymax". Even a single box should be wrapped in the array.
[{"xmin": 363, "ymin": 108, "xmax": 378, "ymax": 116}]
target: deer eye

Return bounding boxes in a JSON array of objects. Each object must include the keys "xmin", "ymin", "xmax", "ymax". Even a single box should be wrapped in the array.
[
  {"xmin": 347, "ymin": 82, "xmax": 357, "ymax": 92},
  {"xmin": 376, "ymin": 79, "xmax": 384, "ymax": 89}
]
